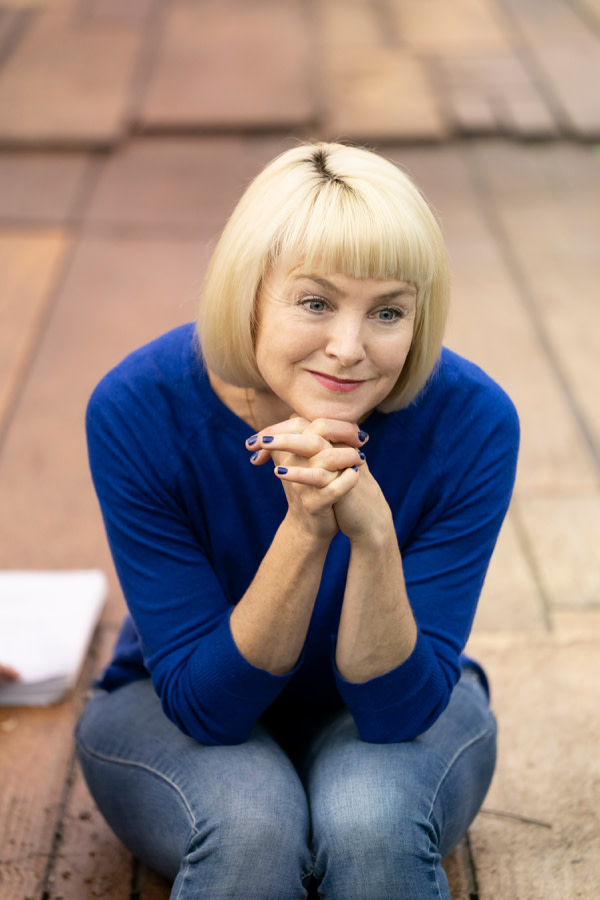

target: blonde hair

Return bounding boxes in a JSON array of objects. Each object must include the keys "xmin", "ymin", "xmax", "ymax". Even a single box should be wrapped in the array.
[{"xmin": 198, "ymin": 142, "xmax": 450, "ymax": 411}]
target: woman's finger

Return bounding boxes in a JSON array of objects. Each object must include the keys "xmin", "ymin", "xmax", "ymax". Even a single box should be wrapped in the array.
[
  {"xmin": 304, "ymin": 418, "xmax": 369, "ymax": 448},
  {"xmin": 245, "ymin": 415, "xmax": 309, "ymax": 447},
  {"xmin": 247, "ymin": 430, "xmax": 330, "ymax": 460}
]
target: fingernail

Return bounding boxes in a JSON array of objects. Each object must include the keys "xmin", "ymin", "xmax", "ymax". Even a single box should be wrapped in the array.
[
  {"xmin": 249, "ymin": 451, "xmax": 259, "ymax": 462},
  {"xmin": 358, "ymin": 451, "xmax": 366, "ymax": 460},
  {"xmin": 276, "ymin": 466, "xmax": 288, "ymax": 475},
  {"xmin": 262, "ymin": 435, "xmax": 274, "ymax": 443},
  {"xmin": 247, "ymin": 434, "xmax": 258, "ymax": 446},
  {"xmin": 351, "ymin": 466, "xmax": 358, "ymax": 471},
  {"xmin": 358, "ymin": 430, "xmax": 369, "ymax": 442}
]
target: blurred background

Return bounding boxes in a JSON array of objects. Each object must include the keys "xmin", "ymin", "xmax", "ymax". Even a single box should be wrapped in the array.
[{"xmin": 0, "ymin": 1, "xmax": 599, "ymax": 898}]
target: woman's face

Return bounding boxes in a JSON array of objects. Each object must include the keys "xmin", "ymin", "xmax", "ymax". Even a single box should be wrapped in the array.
[{"xmin": 253, "ymin": 262, "xmax": 417, "ymax": 423}]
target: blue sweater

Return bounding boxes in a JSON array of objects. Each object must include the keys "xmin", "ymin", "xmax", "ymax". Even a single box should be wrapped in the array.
[{"xmin": 87, "ymin": 324, "xmax": 519, "ymax": 745}]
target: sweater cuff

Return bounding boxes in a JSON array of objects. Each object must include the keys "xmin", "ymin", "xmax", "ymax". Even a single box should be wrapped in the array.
[
  {"xmin": 333, "ymin": 631, "xmax": 449, "ymax": 742},
  {"xmin": 190, "ymin": 614, "xmax": 302, "ymax": 703}
]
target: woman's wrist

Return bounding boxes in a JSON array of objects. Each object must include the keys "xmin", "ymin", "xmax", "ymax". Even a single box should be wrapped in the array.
[
  {"xmin": 346, "ymin": 506, "xmax": 396, "ymax": 553},
  {"xmin": 281, "ymin": 506, "xmax": 338, "ymax": 549}
]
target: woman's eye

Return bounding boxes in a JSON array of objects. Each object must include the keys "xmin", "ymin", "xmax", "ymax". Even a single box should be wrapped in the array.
[
  {"xmin": 373, "ymin": 307, "xmax": 403, "ymax": 322},
  {"xmin": 301, "ymin": 296, "xmax": 327, "ymax": 313}
]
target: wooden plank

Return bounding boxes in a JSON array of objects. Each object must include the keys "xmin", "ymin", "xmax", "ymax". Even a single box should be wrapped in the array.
[
  {"xmin": 442, "ymin": 837, "xmax": 477, "ymax": 899},
  {"xmin": 0, "ymin": 152, "xmax": 92, "ymax": 223},
  {"xmin": 500, "ymin": 0, "xmax": 600, "ymax": 137},
  {"xmin": 466, "ymin": 635, "xmax": 600, "ymax": 899},
  {"xmin": 0, "ymin": 230, "xmax": 68, "ymax": 429},
  {"xmin": 0, "ymin": 701, "xmax": 80, "ymax": 899},
  {"xmin": 46, "ymin": 625, "xmax": 134, "ymax": 900},
  {"xmin": 140, "ymin": 0, "xmax": 314, "ymax": 130},
  {"xmin": 389, "ymin": 145, "xmax": 599, "ymax": 495},
  {"xmin": 133, "ymin": 864, "xmax": 171, "ymax": 900},
  {"xmin": 0, "ymin": 12, "xmax": 142, "ymax": 147}
]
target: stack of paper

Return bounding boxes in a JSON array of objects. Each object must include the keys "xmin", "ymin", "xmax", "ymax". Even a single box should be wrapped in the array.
[{"xmin": 0, "ymin": 569, "xmax": 107, "ymax": 706}]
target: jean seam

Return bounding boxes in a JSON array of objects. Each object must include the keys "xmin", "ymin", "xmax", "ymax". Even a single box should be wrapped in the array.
[
  {"xmin": 426, "ymin": 698, "xmax": 496, "ymax": 898},
  {"xmin": 76, "ymin": 734, "xmax": 200, "ymax": 843}
]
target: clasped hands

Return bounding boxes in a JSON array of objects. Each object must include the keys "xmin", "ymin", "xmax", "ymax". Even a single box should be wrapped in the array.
[{"xmin": 245, "ymin": 417, "xmax": 380, "ymax": 542}]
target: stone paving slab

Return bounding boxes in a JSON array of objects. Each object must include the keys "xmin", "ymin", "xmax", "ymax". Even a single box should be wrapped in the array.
[
  {"xmin": 140, "ymin": 0, "xmax": 315, "ymax": 131},
  {"xmin": 78, "ymin": 0, "xmax": 159, "ymax": 27},
  {"xmin": 394, "ymin": 0, "xmax": 509, "ymax": 51},
  {"xmin": 389, "ymin": 145, "xmax": 600, "ymax": 496},
  {"xmin": 323, "ymin": 49, "xmax": 446, "ymax": 142},
  {"xmin": 1, "ymin": 0, "xmax": 599, "ymax": 143},
  {"xmin": 0, "ymin": 229, "xmax": 68, "ymax": 427},
  {"xmin": 0, "ymin": 234, "xmax": 207, "ymax": 621},
  {"xmin": 470, "ymin": 142, "xmax": 600, "ymax": 458},
  {"xmin": 517, "ymin": 493, "xmax": 600, "ymax": 610},
  {"xmin": 317, "ymin": 0, "xmax": 446, "ymax": 141},
  {"xmin": 0, "ymin": 152, "xmax": 93, "ymax": 222},
  {"xmin": 499, "ymin": 0, "xmax": 600, "ymax": 137},
  {"xmin": 0, "ymin": 11, "xmax": 142, "ymax": 147},
  {"xmin": 472, "ymin": 508, "xmax": 548, "ymax": 635},
  {"xmin": 466, "ymin": 635, "xmax": 600, "ymax": 899},
  {"xmin": 435, "ymin": 52, "xmax": 558, "ymax": 138},
  {"xmin": 85, "ymin": 136, "xmax": 286, "ymax": 231},
  {"xmin": 552, "ymin": 608, "xmax": 600, "ymax": 637}
]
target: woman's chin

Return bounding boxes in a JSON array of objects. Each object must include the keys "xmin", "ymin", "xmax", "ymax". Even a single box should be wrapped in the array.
[{"xmin": 292, "ymin": 398, "xmax": 372, "ymax": 425}]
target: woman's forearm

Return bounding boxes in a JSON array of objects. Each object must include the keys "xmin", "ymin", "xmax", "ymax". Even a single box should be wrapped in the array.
[
  {"xmin": 335, "ymin": 525, "xmax": 417, "ymax": 684},
  {"xmin": 229, "ymin": 513, "xmax": 331, "ymax": 676}
]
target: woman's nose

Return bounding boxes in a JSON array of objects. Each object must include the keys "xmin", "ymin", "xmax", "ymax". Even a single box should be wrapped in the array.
[{"xmin": 324, "ymin": 320, "xmax": 367, "ymax": 367}]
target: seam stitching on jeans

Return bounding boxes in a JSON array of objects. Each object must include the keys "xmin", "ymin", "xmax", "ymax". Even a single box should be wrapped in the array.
[
  {"xmin": 426, "ymin": 716, "xmax": 496, "ymax": 899},
  {"xmin": 76, "ymin": 739, "xmax": 199, "ymax": 827}
]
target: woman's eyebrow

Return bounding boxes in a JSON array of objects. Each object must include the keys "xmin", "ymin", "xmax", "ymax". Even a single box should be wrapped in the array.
[
  {"xmin": 297, "ymin": 274, "xmax": 416, "ymax": 301},
  {"xmin": 296, "ymin": 275, "xmax": 341, "ymax": 294}
]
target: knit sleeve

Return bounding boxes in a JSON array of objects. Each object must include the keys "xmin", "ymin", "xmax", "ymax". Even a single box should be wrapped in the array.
[
  {"xmin": 86, "ymin": 376, "xmax": 296, "ymax": 745},
  {"xmin": 334, "ymin": 373, "xmax": 520, "ymax": 742}
]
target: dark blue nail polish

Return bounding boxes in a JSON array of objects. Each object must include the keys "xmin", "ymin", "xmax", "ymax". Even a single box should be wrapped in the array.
[
  {"xmin": 247, "ymin": 434, "xmax": 258, "ymax": 445},
  {"xmin": 351, "ymin": 466, "xmax": 358, "ymax": 471},
  {"xmin": 359, "ymin": 451, "xmax": 366, "ymax": 460},
  {"xmin": 262, "ymin": 435, "xmax": 274, "ymax": 443},
  {"xmin": 249, "ymin": 451, "xmax": 259, "ymax": 462},
  {"xmin": 358, "ymin": 430, "xmax": 369, "ymax": 442},
  {"xmin": 276, "ymin": 466, "xmax": 288, "ymax": 475}
]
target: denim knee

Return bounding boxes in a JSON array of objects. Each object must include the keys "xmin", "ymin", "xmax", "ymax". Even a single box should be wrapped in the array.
[
  {"xmin": 177, "ymin": 794, "xmax": 311, "ymax": 898},
  {"xmin": 75, "ymin": 682, "xmax": 313, "ymax": 899},
  {"xmin": 311, "ymin": 773, "xmax": 442, "ymax": 899},
  {"xmin": 303, "ymin": 677, "xmax": 497, "ymax": 900}
]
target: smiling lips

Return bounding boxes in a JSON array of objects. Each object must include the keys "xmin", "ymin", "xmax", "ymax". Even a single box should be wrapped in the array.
[{"xmin": 308, "ymin": 370, "xmax": 366, "ymax": 393}]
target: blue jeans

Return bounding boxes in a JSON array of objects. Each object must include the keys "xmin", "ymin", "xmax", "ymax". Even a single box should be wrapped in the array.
[{"xmin": 75, "ymin": 670, "xmax": 496, "ymax": 899}]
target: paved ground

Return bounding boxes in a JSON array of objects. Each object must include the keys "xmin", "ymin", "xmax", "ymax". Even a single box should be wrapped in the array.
[{"xmin": 0, "ymin": 2, "xmax": 599, "ymax": 899}]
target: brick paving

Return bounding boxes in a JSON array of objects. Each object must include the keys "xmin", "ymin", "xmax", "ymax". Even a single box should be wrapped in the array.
[{"xmin": 0, "ymin": 1, "xmax": 599, "ymax": 898}]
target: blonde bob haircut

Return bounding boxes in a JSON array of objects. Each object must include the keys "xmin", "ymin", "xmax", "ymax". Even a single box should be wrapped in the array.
[{"xmin": 198, "ymin": 142, "xmax": 450, "ymax": 412}]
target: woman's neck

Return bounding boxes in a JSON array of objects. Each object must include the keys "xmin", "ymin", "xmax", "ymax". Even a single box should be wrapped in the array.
[{"xmin": 208, "ymin": 370, "xmax": 293, "ymax": 432}]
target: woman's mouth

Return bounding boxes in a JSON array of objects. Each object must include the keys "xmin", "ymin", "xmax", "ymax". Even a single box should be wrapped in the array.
[{"xmin": 308, "ymin": 371, "xmax": 366, "ymax": 393}]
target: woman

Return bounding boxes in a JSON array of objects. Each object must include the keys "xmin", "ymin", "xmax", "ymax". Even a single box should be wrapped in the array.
[{"xmin": 76, "ymin": 142, "xmax": 519, "ymax": 899}]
